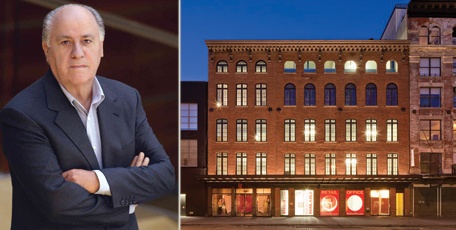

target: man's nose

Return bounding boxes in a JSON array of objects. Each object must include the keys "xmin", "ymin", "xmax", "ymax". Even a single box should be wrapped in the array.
[{"xmin": 71, "ymin": 43, "xmax": 84, "ymax": 58}]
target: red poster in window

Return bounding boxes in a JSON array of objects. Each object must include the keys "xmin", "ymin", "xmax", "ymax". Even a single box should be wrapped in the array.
[
  {"xmin": 346, "ymin": 190, "xmax": 364, "ymax": 215},
  {"xmin": 320, "ymin": 190, "xmax": 339, "ymax": 216}
]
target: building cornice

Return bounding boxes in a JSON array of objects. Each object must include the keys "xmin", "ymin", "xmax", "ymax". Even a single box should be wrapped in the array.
[{"xmin": 206, "ymin": 40, "xmax": 410, "ymax": 52}]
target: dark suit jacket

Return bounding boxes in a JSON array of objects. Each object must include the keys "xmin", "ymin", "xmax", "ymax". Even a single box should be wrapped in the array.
[{"xmin": 0, "ymin": 70, "xmax": 175, "ymax": 230}]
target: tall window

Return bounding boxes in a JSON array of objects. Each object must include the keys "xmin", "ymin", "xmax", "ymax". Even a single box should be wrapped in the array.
[
  {"xmin": 325, "ymin": 153, "xmax": 336, "ymax": 175},
  {"xmin": 420, "ymin": 120, "xmax": 441, "ymax": 141},
  {"xmin": 366, "ymin": 119, "xmax": 377, "ymax": 142},
  {"xmin": 305, "ymin": 154, "xmax": 316, "ymax": 175},
  {"xmin": 429, "ymin": 26, "xmax": 441, "ymax": 45},
  {"xmin": 387, "ymin": 153, "xmax": 398, "ymax": 175},
  {"xmin": 386, "ymin": 84, "xmax": 398, "ymax": 106},
  {"xmin": 453, "ymin": 58, "xmax": 456, "ymax": 75},
  {"xmin": 216, "ymin": 152, "xmax": 228, "ymax": 175},
  {"xmin": 420, "ymin": 152, "xmax": 442, "ymax": 175},
  {"xmin": 216, "ymin": 119, "xmax": 228, "ymax": 142},
  {"xmin": 344, "ymin": 60, "xmax": 357, "ymax": 73},
  {"xmin": 420, "ymin": 87, "xmax": 441, "ymax": 107},
  {"xmin": 345, "ymin": 153, "xmax": 357, "ymax": 175},
  {"xmin": 236, "ymin": 60, "xmax": 247, "ymax": 73},
  {"xmin": 181, "ymin": 103, "xmax": 197, "ymax": 130},
  {"xmin": 284, "ymin": 153, "xmax": 296, "ymax": 175},
  {"xmin": 256, "ymin": 60, "xmax": 267, "ymax": 73},
  {"xmin": 365, "ymin": 60, "xmax": 377, "ymax": 73},
  {"xmin": 255, "ymin": 119, "xmax": 267, "ymax": 142},
  {"xmin": 236, "ymin": 119, "xmax": 248, "ymax": 142},
  {"xmin": 324, "ymin": 60, "xmax": 336, "ymax": 73},
  {"xmin": 365, "ymin": 83, "xmax": 377, "ymax": 106},
  {"xmin": 304, "ymin": 84, "xmax": 316, "ymax": 106},
  {"xmin": 284, "ymin": 61, "xmax": 296, "ymax": 73},
  {"xmin": 419, "ymin": 26, "xmax": 429, "ymax": 45},
  {"xmin": 419, "ymin": 58, "xmax": 441, "ymax": 77},
  {"xmin": 345, "ymin": 84, "xmax": 356, "ymax": 106},
  {"xmin": 304, "ymin": 119, "xmax": 316, "ymax": 142},
  {"xmin": 304, "ymin": 61, "xmax": 316, "ymax": 73},
  {"xmin": 386, "ymin": 60, "xmax": 398, "ymax": 73},
  {"xmin": 325, "ymin": 84, "xmax": 336, "ymax": 106},
  {"xmin": 216, "ymin": 60, "xmax": 228, "ymax": 73},
  {"xmin": 216, "ymin": 83, "xmax": 228, "ymax": 106},
  {"xmin": 256, "ymin": 152, "xmax": 267, "ymax": 175},
  {"xmin": 236, "ymin": 152, "xmax": 247, "ymax": 175},
  {"xmin": 453, "ymin": 27, "xmax": 456, "ymax": 45},
  {"xmin": 366, "ymin": 153, "xmax": 377, "ymax": 175},
  {"xmin": 284, "ymin": 83, "xmax": 296, "ymax": 106},
  {"xmin": 256, "ymin": 83, "xmax": 267, "ymax": 106},
  {"xmin": 284, "ymin": 119, "xmax": 296, "ymax": 142},
  {"xmin": 387, "ymin": 119, "xmax": 398, "ymax": 142},
  {"xmin": 236, "ymin": 83, "xmax": 247, "ymax": 106},
  {"xmin": 325, "ymin": 119, "xmax": 336, "ymax": 142},
  {"xmin": 181, "ymin": 139, "xmax": 197, "ymax": 167},
  {"xmin": 346, "ymin": 119, "xmax": 357, "ymax": 142},
  {"xmin": 454, "ymin": 87, "xmax": 456, "ymax": 108}
]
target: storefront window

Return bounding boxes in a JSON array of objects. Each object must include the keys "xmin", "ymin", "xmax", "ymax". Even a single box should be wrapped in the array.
[
  {"xmin": 320, "ymin": 190, "xmax": 339, "ymax": 216},
  {"xmin": 256, "ymin": 188, "xmax": 271, "ymax": 216},
  {"xmin": 212, "ymin": 188, "xmax": 232, "ymax": 216},
  {"xmin": 280, "ymin": 190, "xmax": 289, "ymax": 215},
  {"xmin": 346, "ymin": 190, "xmax": 364, "ymax": 215},
  {"xmin": 295, "ymin": 190, "xmax": 314, "ymax": 215},
  {"xmin": 235, "ymin": 188, "xmax": 253, "ymax": 216},
  {"xmin": 370, "ymin": 190, "xmax": 390, "ymax": 215}
]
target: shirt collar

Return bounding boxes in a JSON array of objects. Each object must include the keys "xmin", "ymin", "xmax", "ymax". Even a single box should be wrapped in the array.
[{"xmin": 59, "ymin": 77, "xmax": 105, "ymax": 112}]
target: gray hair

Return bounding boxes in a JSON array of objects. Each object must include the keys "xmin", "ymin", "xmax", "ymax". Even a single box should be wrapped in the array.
[{"xmin": 42, "ymin": 4, "xmax": 105, "ymax": 47}]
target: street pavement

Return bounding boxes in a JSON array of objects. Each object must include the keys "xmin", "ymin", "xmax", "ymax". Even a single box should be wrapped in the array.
[
  {"xmin": 0, "ymin": 173, "xmax": 178, "ymax": 230},
  {"xmin": 181, "ymin": 215, "xmax": 456, "ymax": 229}
]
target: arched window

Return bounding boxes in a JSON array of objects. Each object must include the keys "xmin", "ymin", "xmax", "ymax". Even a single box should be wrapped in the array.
[
  {"xmin": 324, "ymin": 60, "xmax": 336, "ymax": 73},
  {"xmin": 345, "ymin": 84, "xmax": 356, "ymax": 106},
  {"xmin": 236, "ymin": 60, "xmax": 247, "ymax": 73},
  {"xmin": 386, "ymin": 60, "xmax": 398, "ymax": 73},
  {"xmin": 256, "ymin": 60, "xmax": 267, "ymax": 73},
  {"xmin": 304, "ymin": 61, "xmax": 316, "ymax": 73},
  {"xmin": 365, "ymin": 61, "xmax": 377, "ymax": 73},
  {"xmin": 419, "ymin": 26, "xmax": 429, "ymax": 45},
  {"xmin": 284, "ymin": 61, "xmax": 296, "ymax": 73},
  {"xmin": 366, "ymin": 83, "xmax": 377, "ymax": 106},
  {"xmin": 386, "ymin": 83, "xmax": 398, "ymax": 106},
  {"xmin": 284, "ymin": 83, "xmax": 296, "ymax": 106},
  {"xmin": 344, "ymin": 60, "xmax": 357, "ymax": 73},
  {"xmin": 324, "ymin": 84, "xmax": 336, "ymax": 106},
  {"xmin": 217, "ymin": 60, "xmax": 228, "ymax": 73},
  {"xmin": 429, "ymin": 26, "xmax": 441, "ymax": 45},
  {"xmin": 304, "ymin": 84, "xmax": 316, "ymax": 106}
]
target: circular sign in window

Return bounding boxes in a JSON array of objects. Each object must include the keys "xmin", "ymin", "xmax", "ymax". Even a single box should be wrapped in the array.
[
  {"xmin": 321, "ymin": 195, "xmax": 338, "ymax": 212},
  {"xmin": 347, "ymin": 195, "xmax": 363, "ymax": 211}
]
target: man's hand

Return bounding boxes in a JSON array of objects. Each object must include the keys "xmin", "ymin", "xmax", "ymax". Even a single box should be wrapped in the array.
[
  {"xmin": 130, "ymin": 152, "xmax": 150, "ymax": 167},
  {"xmin": 62, "ymin": 169, "xmax": 100, "ymax": 193}
]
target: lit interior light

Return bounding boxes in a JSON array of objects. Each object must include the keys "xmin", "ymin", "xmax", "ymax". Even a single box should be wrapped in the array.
[{"xmin": 216, "ymin": 102, "xmax": 221, "ymax": 107}]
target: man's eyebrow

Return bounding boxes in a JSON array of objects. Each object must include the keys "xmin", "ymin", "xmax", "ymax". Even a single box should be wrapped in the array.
[{"xmin": 82, "ymin": 34, "xmax": 96, "ymax": 39}]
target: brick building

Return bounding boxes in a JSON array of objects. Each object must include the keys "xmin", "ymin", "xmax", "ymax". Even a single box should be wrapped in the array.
[
  {"xmin": 203, "ymin": 40, "xmax": 414, "ymax": 217},
  {"xmin": 180, "ymin": 82, "xmax": 208, "ymax": 216},
  {"xmin": 382, "ymin": 0, "xmax": 456, "ymax": 216}
]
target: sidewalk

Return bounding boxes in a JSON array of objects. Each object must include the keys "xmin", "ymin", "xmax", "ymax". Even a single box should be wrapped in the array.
[
  {"xmin": 181, "ymin": 215, "xmax": 456, "ymax": 228},
  {"xmin": 0, "ymin": 174, "xmax": 177, "ymax": 230}
]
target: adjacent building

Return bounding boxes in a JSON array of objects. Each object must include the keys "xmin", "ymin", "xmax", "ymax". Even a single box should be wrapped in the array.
[{"xmin": 382, "ymin": 0, "xmax": 456, "ymax": 217}]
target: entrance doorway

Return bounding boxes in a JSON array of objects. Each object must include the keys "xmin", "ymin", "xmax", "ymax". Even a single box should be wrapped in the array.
[
  {"xmin": 396, "ymin": 193, "xmax": 404, "ymax": 216},
  {"xmin": 236, "ymin": 188, "xmax": 253, "ymax": 216}
]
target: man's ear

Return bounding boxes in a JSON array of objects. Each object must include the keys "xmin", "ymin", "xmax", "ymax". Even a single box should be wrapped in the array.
[
  {"xmin": 42, "ymin": 42, "xmax": 49, "ymax": 63},
  {"xmin": 100, "ymin": 41, "xmax": 104, "ymax": 58}
]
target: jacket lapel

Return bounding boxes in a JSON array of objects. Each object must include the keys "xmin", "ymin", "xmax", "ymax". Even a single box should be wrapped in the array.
[
  {"xmin": 43, "ymin": 71, "xmax": 100, "ymax": 170},
  {"xmin": 96, "ymin": 78, "xmax": 124, "ymax": 168}
]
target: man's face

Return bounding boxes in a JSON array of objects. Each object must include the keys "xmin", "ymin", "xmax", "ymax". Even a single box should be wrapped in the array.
[{"xmin": 42, "ymin": 6, "xmax": 104, "ymax": 89}]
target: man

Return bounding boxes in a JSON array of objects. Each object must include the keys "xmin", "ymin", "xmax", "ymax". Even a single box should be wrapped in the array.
[{"xmin": 0, "ymin": 4, "xmax": 175, "ymax": 230}]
